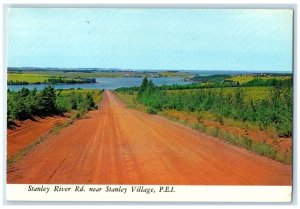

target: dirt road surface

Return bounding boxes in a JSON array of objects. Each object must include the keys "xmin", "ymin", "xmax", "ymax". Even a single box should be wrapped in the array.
[
  {"xmin": 7, "ymin": 116, "xmax": 67, "ymax": 158},
  {"xmin": 7, "ymin": 91, "xmax": 292, "ymax": 185}
]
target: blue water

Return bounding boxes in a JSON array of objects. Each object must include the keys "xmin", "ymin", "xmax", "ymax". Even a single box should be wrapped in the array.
[{"xmin": 7, "ymin": 77, "xmax": 194, "ymax": 91}]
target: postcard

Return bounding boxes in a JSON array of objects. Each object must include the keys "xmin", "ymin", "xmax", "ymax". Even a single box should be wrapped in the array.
[{"xmin": 5, "ymin": 6, "xmax": 293, "ymax": 202}]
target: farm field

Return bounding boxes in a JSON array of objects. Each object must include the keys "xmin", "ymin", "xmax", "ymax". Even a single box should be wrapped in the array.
[
  {"xmin": 167, "ymin": 86, "xmax": 272, "ymax": 102},
  {"xmin": 8, "ymin": 73, "xmax": 49, "ymax": 83},
  {"xmin": 7, "ymin": 90, "xmax": 292, "ymax": 185},
  {"xmin": 225, "ymin": 74, "xmax": 291, "ymax": 84},
  {"xmin": 7, "ymin": 73, "xmax": 96, "ymax": 84}
]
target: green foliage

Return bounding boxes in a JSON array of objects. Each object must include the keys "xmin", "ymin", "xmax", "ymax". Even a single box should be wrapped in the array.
[
  {"xmin": 192, "ymin": 123, "xmax": 207, "ymax": 132},
  {"xmin": 47, "ymin": 77, "xmax": 96, "ymax": 84},
  {"xmin": 192, "ymin": 74, "xmax": 231, "ymax": 82},
  {"xmin": 7, "ymin": 87, "xmax": 99, "ymax": 125},
  {"xmin": 39, "ymin": 86, "xmax": 57, "ymax": 114},
  {"xmin": 125, "ymin": 77, "xmax": 292, "ymax": 137},
  {"xmin": 252, "ymin": 142, "xmax": 277, "ymax": 158},
  {"xmin": 137, "ymin": 77, "xmax": 165, "ymax": 112},
  {"xmin": 210, "ymin": 127, "xmax": 220, "ymax": 137},
  {"xmin": 217, "ymin": 130, "xmax": 280, "ymax": 161},
  {"xmin": 146, "ymin": 106, "xmax": 159, "ymax": 114}
]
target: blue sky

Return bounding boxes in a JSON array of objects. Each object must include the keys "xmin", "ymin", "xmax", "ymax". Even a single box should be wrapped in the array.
[{"xmin": 7, "ymin": 8, "xmax": 293, "ymax": 72}]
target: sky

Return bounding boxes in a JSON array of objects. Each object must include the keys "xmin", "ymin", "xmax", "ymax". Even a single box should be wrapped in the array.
[{"xmin": 7, "ymin": 8, "xmax": 293, "ymax": 72}]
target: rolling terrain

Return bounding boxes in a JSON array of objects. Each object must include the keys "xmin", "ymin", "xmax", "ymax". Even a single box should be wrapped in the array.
[{"xmin": 7, "ymin": 91, "xmax": 292, "ymax": 185}]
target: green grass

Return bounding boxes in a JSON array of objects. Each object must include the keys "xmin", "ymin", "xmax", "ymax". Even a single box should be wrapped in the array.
[
  {"xmin": 8, "ymin": 73, "xmax": 49, "ymax": 83},
  {"xmin": 8, "ymin": 73, "xmax": 92, "ymax": 84},
  {"xmin": 159, "ymin": 71, "xmax": 193, "ymax": 78},
  {"xmin": 226, "ymin": 75, "xmax": 291, "ymax": 84},
  {"xmin": 14, "ymin": 71, "xmax": 126, "ymax": 78},
  {"xmin": 226, "ymin": 75, "xmax": 255, "ymax": 84},
  {"xmin": 57, "ymin": 89, "xmax": 103, "ymax": 104},
  {"xmin": 115, "ymin": 92, "xmax": 147, "ymax": 112},
  {"xmin": 161, "ymin": 110, "xmax": 289, "ymax": 163},
  {"xmin": 168, "ymin": 86, "xmax": 272, "ymax": 102}
]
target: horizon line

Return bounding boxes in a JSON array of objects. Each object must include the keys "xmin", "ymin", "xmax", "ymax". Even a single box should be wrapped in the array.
[{"xmin": 7, "ymin": 66, "xmax": 293, "ymax": 73}]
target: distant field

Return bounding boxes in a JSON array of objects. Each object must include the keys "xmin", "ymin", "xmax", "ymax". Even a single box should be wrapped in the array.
[
  {"xmin": 159, "ymin": 71, "xmax": 194, "ymax": 78},
  {"xmin": 8, "ymin": 70, "xmax": 193, "ymax": 79},
  {"xmin": 25, "ymin": 71, "xmax": 126, "ymax": 78},
  {"xmin": 7, "ymin": 73, "xmax": 95, "ymax": 84},
  {"xmin": 226, "ymin": 75, "xmax": 291, "ymax": 84},
  {"xmin": 8, "ymin": 73, "xmax": 49, "ymax": 83},
  {"xmin": 168, "ymin": 86, "xmax": 271, "ymax": 102}
]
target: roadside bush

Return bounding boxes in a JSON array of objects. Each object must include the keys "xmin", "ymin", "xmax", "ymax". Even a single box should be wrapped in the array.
[
  {"xmin": 192, "ymin": 123, "xmax": 207, "ymax": 132},
  {"xmin": 210, "ymin": 127, "xmax": 220, "ymax": 137},
  {"xmin": 252, "ymin": 142, "xmax": 277, "ymax": 159},
  {"xmin": 146, "ymin": 106, "xmax": 159, "ymax": 115}
]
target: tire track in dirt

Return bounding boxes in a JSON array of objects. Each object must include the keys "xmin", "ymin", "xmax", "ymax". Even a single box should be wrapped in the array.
[{"xmin": 7, "ymin": 90, "xmax": 292, "ymax": 185}]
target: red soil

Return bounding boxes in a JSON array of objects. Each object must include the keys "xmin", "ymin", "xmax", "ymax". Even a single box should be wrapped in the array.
[
  {"xmin": 7, "ymin": 116, "xmax": 67, "ymax": 158},
  {"xmin": 7, "ymin": 91, "xmax": 292, "ymax": 185},
  {"xmin": 164, "ymin": 110, "xmax": 292, "ymax": 155}
]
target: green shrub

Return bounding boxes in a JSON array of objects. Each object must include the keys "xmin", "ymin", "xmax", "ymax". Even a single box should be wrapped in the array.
[
  {"xmin": 253, "ymin": 142, "xmax": 277, "ymax": 158},
  {"xmin": 192, "ymin": 123, "xmax": 207, "ymax": 132},
  {"xmin": 147, "ymin": 106, "xmax": 158, "ymax": 114},
  {"xmin": 210, "ymin": 127, "xmax": 220, "ymax": 137}
]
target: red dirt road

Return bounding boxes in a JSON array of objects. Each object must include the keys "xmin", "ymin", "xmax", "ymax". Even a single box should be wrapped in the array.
[{"xmin": 7, "ymin": 91, "xmax": 292, "ymax": 185}]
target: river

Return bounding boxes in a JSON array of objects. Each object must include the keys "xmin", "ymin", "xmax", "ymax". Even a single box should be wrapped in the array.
[{"xmin": 8, "ymin": 77, "xmax": 194, "ymax": 91}]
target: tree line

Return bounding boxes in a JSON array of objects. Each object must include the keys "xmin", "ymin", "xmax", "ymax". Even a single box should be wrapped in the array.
[
  {"xmin": 134, "ymin": 77, "xmax": 292, "ymax": 137},
  {"xmin": 8, "ymin": 77, "xmax": 96, "ymax": 85},
  {"xmin": 7, "ymin": 86, "xmax": 99, "ymax": 125}
]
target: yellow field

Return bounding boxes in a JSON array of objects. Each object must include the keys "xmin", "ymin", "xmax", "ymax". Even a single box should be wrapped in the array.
[
  {"xmin": 8, "ymin": 73, "xmax": 49, "ymax": 83},
  {"xmin": 168, "ymin": 86, "xmax": 271, "ymax": 101},
  {"xmin": 227, "ymin": 75, "xmax": 291, "ymax": 84}
]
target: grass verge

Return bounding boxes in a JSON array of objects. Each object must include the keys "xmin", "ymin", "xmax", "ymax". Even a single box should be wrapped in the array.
[
  {"xmin": 185, "ymin": 116, "xmax": 292, "ymax": 164},
  {"xmin": 170, "ymin": 115, "xmax": 291, "ymax": 164}
]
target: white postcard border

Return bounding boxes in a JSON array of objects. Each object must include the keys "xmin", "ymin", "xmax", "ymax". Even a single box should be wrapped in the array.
[
  {"xmin": 1, "ymin": 1, "xmax": 298, "ymax": 205},
  {"xmin": 6, "ymin": 184, "xmax": 292, "ymax": 202}
]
